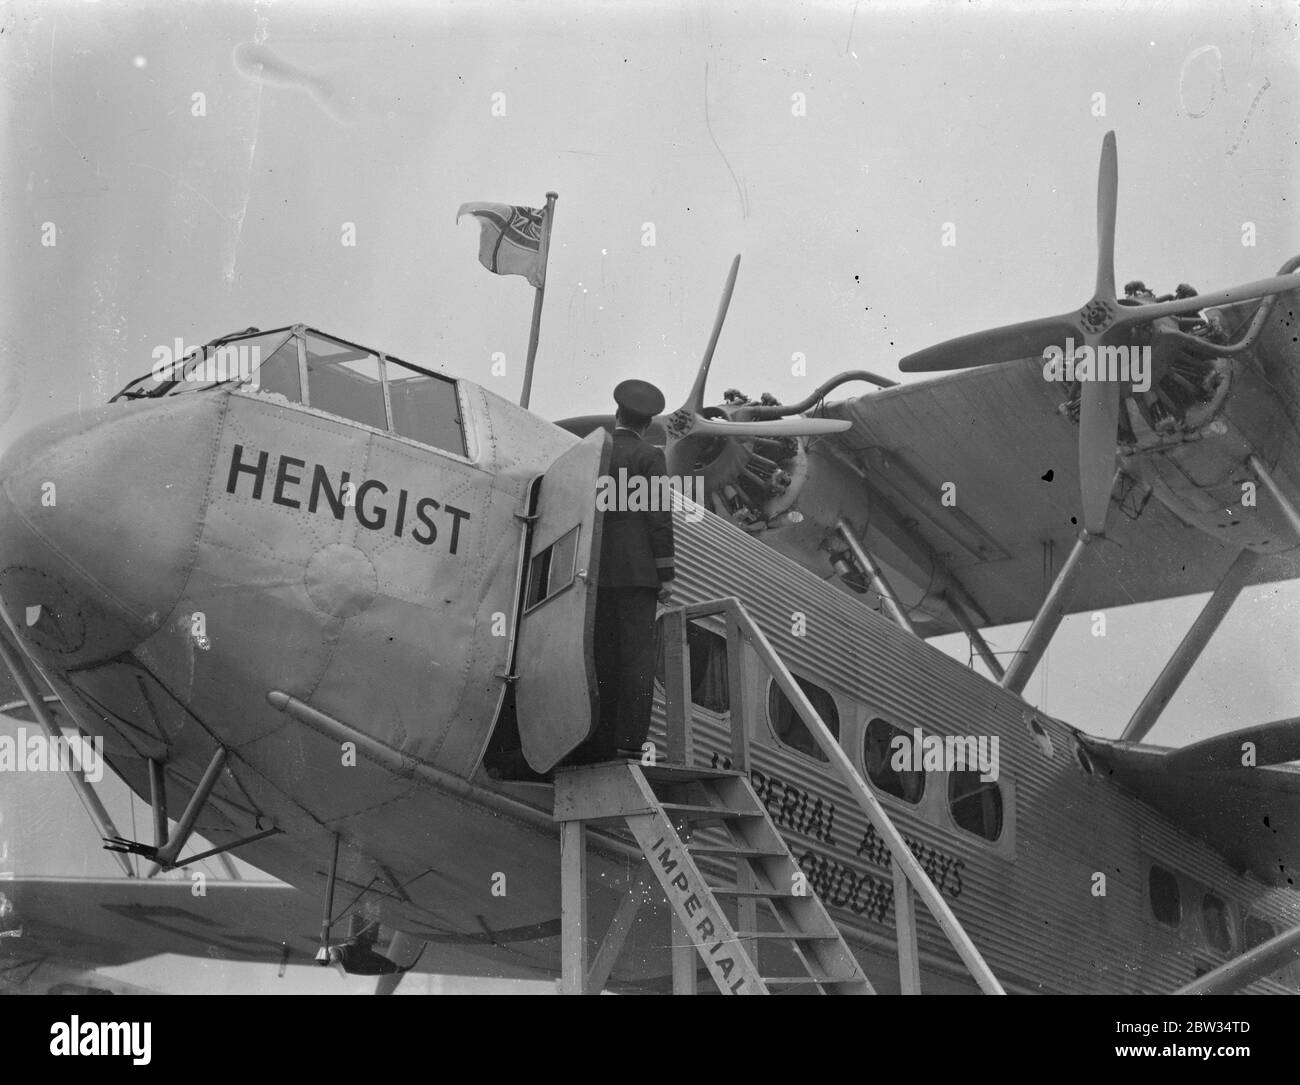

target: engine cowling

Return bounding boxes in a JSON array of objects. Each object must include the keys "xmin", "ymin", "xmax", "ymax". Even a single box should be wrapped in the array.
[{"xmin": 668, "ymin": 425, "xmax": 809, "ymax": 531}]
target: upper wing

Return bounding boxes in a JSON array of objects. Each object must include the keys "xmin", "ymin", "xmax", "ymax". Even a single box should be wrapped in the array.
[{"xmin": 816, "ymin": 311, "xmax": 1300, "ymax": 633}]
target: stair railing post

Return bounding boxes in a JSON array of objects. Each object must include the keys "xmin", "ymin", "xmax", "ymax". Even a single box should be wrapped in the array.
[
  {"xmin": 560, "ymin": 820, "xmax": 590, "ymax": 994},
  {"xmin": 725, "ymin": 601, "xmax": 749, "ymax": 775},
  {"xmin": 663, "ymin": 607, "xmax": 693, "ymax": 765},
  {"xmin": 719, "ymin": 601, "xmax": 758, "ymax": 966},
  {"xmin": 669, "ymin": 813, "xmax": 699, "ymax": 996},
  {"xmin": 671, "ymin": 912, "xmax": 699, "ymax": 993},
  {"xmin": 891, "ymin": 858, "xmax": 921, "ymax": 994}
]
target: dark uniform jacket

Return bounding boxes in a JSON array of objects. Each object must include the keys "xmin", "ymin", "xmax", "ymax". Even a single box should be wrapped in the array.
[{"xmin": 598, "ymin": 428, "xmax": 676, "ymax": 588}]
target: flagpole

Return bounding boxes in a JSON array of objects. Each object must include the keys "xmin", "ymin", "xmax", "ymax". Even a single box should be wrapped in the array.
[{"xmin": 519, "ymin": 191, "xmax": 557, "ymax": 410}]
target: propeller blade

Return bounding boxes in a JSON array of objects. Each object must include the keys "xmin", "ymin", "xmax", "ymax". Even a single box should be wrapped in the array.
[
  {"xmin": 373, "ymin": 972, "xmax": 406, "ymax": 996},
  {"xmin": 1165, "ymin": 717, "xmax": 1300, "ymax": 773},
  {"xmin": 553, "ymin": 413, "xmax": 616, "ymax": 438},
  {"xmin": 373, "ymin": 929, "xmax": 426, "ymax": 995},
  {"xmin": 1078, "ymin": 379, "xmax": 1120, "ymax": 535},
  {"xmin": 898, "ymin": 315, "xmax": 1081, "ymax": 373},
  {"xmin": 690, "ymin": 416, "xmax": 851, "ymax": 438},
  {"xmin": 682, "ymin": 254, "xmax": 741, "ymax": 413},
  {"xmin": 1095, "ymin": 131, "xmax": 1118, "ymax": 300},
  {"xmin": 1111, "ymin": 270, "xmax": 1300, "ymax": 329}
]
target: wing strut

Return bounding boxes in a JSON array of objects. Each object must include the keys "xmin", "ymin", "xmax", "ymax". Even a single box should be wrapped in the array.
[
  {"xmin": 0, "ymin": 626, "xmax": 135, "ymax": 878},
  {"xmin": 835, "ymin": 518, "xmax": 917, "ymax": 636},
  {"xmin": 148, "ymin": 757, "xmax": 168, "ymax": 852},
  {"xmin": 1175, "ymin": 921, "xmax": 1300, "ymax": 995},
  {"xmin": 1122, "ymin": 452, "xmax": 1300, "ymax": 742},
  {"xmin": 316, "ymin": 833, "xmax": 341, "ymax": 965},
  {"xmin": 104, "ymin": 745, "xmax": 280, "ymax": 871},
  {"xmin": 944, "ymin": 591, "xmax": 1005, "ymax": 681},
  {"xmin": 1000, "ymin": 529, "xmax": 1098, "ymax": 695},
  {"xmin": 1121, "ymin": 549, "xmax": 1259, "ymax": 742},
  {"xmin": 815, "ymin": 440, "xmax": 996, "ymax": 638}
]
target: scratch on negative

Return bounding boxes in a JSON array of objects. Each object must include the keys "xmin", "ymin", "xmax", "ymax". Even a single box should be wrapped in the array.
[
  {"xmin": 130, "ymin": 163, "xmax": 227, "ymax": 220},
  {"xmin": 225, "ymin": 83, "xmax": 264, "ymax": 285},
  {"xmin": 48, "ymin": 24, "xmax": 100, "ymax": 175},
  {"xmin": 1091, "ymin": 542, "xmax": 1139, "ymax": 607},
  {"xmin": 1227, "ymin": 78, "xmax": 1271, "ymax": 156},
  {"xmin": 226, "ymin": 15, "xmax": 271, "ymax": 286},
  {"xmin": 704, "ymin": 62, "xmax": 748, "ymax": 220}
]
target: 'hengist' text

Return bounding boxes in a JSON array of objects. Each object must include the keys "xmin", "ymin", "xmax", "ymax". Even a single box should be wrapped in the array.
[{"xmin": 226, "ymin": 444, "xmax": 471, "ymax": 552}]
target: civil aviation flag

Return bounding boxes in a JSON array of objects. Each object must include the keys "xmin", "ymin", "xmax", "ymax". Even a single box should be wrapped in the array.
[{"xmin": 456, "ymin": 202, "xmax": 548, "ymax": 288}]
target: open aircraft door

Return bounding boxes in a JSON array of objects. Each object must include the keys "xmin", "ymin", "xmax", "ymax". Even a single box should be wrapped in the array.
[{"xmin": 514, "ymin": 429, "xmax": 611, "ymax": 772}]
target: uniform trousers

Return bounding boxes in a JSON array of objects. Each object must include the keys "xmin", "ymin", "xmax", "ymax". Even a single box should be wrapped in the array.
[{"xmin": 589, "ymin": 585, "xmax": 659, "ymax": 758}]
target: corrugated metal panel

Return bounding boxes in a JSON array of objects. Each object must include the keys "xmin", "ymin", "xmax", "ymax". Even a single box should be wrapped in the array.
[{"xmin": 648, "ymin": 499, "xmax": 1300, "ymax": 993}]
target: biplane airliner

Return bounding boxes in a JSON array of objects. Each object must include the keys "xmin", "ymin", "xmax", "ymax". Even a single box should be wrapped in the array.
[{"xmin": 2, "ymin": 133, "xmax": 1299, "ymax": 994}]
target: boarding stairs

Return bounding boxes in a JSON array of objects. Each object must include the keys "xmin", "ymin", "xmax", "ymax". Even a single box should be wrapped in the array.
[
  {"xmin": 555, "ymin": 760, "xmax": 872, "ymax": 994},
  {"xmin": 553, "ymin": 595, "xmax": 1005, "ymax": 995}
]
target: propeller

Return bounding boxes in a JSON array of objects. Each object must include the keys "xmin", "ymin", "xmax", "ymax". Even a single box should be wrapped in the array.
[
  {"xmin": 1165, "ymin": 717, "xmax": 1300, "ymax": 773},
  {"xmin": 898, "ymin": 131, "xmax": 1300, "ymax": 535},
  {"xmin": 661, "ymin": 255, "xmax": 850, "ymax": 476}
]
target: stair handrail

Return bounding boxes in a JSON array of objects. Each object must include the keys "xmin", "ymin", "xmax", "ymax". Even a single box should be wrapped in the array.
[{"xmin": 666, "ymin": 597, "xmax": 1005, "ymax": 995}]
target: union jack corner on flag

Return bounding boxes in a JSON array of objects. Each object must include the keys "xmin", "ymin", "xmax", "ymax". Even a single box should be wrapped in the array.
[{"xmin": 456, "ymin": 201, "xmax": 548, "ymax": 288}]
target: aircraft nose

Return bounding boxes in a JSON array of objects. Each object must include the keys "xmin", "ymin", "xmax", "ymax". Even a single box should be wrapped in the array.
[{"xmin": 0, "ymin": 394, "xmax": 224, "ymax": 668}]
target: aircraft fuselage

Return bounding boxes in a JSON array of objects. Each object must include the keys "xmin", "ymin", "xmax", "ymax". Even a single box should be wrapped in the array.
[{"xmin": 1, "ymin": 352, "xmax": 1295, "ymax": 993}]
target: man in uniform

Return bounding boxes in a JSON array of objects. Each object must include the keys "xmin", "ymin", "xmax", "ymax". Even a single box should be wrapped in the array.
[{"xmin": 578, "ymin": 379, "xmax": 675, "ymax": 762}]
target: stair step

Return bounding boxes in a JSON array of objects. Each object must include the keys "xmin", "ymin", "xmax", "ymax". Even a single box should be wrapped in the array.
[
  {"xmin": 687, "ymin": 845, "xmax": 786, "ymax": 859},
  {"xmin": 641, "ymin": 765, "xmax": 742, "ymax": 782},
  {"xmin": 659, "ymin": 803, "xmax": 762, "ymax": 821},
  {"xmin": 551, "ymin": 718, "xmax": 882, "ymax": 993}
]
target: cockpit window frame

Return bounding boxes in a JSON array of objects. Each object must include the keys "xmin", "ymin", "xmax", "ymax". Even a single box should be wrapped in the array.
[
  {"xmin": 298, "ymin": 331, "xmax": 390, "ymax": 428},
  {"xmin": 113, "ymin": 325, "xmax": 471, "ymax": 461},
  {"xmin": 112, "ymin": 325, "xmax": 299, "ymax": 400},
  {"xmin": 175, "ymin": 328, "xmax": 300, "ymax": 396}
]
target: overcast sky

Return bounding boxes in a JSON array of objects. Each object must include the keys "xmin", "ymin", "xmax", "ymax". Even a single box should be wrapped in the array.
[{"xmin": 1, "ymin": 0, "xmax": 1297, "ymax": 991}]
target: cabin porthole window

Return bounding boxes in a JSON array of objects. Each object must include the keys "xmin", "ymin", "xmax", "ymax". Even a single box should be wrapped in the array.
[
  {"xmin": 862, "ymin": 718, "xmax": 925, "ymax": 804},
  {"xmin": 1201, "ymin": 894, "xmax": 1232, "ymax": 954},
  {"xmin": 654, "ymin": 619, "xmax": 729, "ymax": 713},
  {"xmin": 947, "ymin": 771, "xmax": 1003, "ymax": 842},
  {"xmin": 766, "ymin": 677, "xmax": 839, "ymax": 762},
  {"xmin": 1025, "ymin": 712, "xmax": 1054, "ymax": 758}
]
